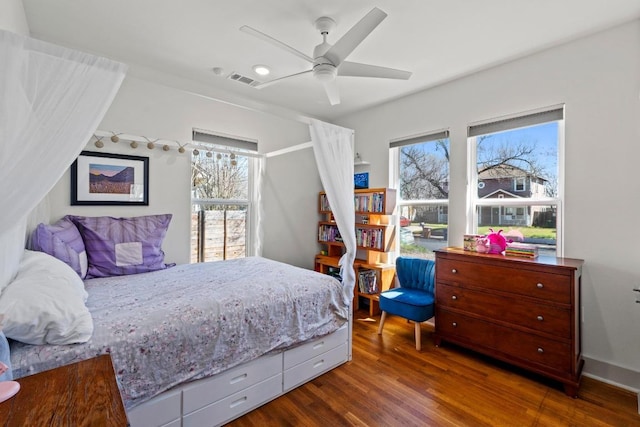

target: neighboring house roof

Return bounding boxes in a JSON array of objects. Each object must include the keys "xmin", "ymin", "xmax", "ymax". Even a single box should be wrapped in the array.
[
  {"xmin": 482, "ymin": 189, "xmax": 520, "ymax": 199},
  {"xmin": 478, "ymin": 164, "xmax": 547, "ymax": 182}
]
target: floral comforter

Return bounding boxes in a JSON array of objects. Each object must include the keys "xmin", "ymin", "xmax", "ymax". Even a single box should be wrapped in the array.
[{"xmin": 10, "ymin": 256, "xmax": 348, "ymax": 409}]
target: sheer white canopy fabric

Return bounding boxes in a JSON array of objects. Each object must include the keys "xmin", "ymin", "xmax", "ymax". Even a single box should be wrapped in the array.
[
  {"xmin": 0, "ymin": 29, "xmax": 127, "ymax": 289},
  {"xmin": 309, "ymin": 119, "xmax": 355, "ymax": 306}
]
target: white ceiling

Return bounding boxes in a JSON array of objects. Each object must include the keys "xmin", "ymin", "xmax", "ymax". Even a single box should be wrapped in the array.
[{"xmin": 22, "ymin": 0, "xmax": 640, "ymax": 121}]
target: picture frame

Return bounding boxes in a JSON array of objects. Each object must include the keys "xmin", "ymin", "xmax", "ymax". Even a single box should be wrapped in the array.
[
  {"xmin": 354, "ymin": 172, "xmax": 369, "ymax": 189},
  {"xmin": 71, "ymin": 151, "xmax": 149, "ymax": 206}
]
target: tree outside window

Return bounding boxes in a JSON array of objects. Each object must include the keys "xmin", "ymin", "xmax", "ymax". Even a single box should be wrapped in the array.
[{"xmin": 191, "ymin": 149, "xmax": 250, "ymax": 262}]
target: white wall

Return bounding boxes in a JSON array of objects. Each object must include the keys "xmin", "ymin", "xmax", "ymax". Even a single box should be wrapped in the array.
[
  {"xmin": 47, "ymin": 76, "xmax": 316, "ymax": 267},
  {"xmin": 262, "ymin": 146, "xmax": 322, "ymax": 269},
  {"xmin": 0, "ymin": 0, "xmax": 29, "ymax": 35},
  {"xmin": 336, "ymin": 19, "xmax": 640, "ymax": 389}
]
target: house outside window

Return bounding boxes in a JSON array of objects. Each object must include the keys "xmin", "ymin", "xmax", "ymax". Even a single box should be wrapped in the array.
[
  {"xmin": 190, "ymin": 129, "xmax": 261, "ymax": 263},
  {"xmin": 468, "ymin": 106, "xmax": 563, "ymax": 256},
  {"xmin": 390, "ymin": 130, "xmax": 450, "ymax": 260}
]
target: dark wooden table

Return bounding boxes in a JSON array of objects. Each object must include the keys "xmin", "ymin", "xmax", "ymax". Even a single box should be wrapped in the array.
[{"xmin": 0, "ymin": 354, "xmax": 128, "ymax": 426}]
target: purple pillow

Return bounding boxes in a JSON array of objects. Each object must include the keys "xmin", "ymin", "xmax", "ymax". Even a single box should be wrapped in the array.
[
  {"xmin": 31, "ymin": 216, "xmax": 88, "ymax": 279},
  {"xmin": 69, "ymin": 214, "xmax": 173, "ymax": 278}
]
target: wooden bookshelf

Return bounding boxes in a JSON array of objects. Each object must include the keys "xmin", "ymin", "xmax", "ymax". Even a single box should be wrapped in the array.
[{"xmin": 315, "ymin": 188, "xmax": 397, "ymax": 316}]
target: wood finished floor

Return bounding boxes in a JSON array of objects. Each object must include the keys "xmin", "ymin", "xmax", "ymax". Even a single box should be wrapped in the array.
[{"xmin": 227, "ymin": 309, "xmax": 639, "ymax": 427}]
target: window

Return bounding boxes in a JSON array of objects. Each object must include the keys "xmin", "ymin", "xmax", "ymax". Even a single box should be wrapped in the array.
[
  {"xmin": 390, "ymin": 130, "xmax": 450, "ymax": 260},
  {"xmin": 468, "ymin": 107, "xmax": 563, "ymax": 256},
  {"xmin": 190, "ymin": 129, "xmax": 261, "ymax": 263}
]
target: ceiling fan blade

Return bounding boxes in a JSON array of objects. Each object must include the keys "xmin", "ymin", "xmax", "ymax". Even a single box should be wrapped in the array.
[
  {"xmin": 254, "ymin": 69, "xmax": 313, "ymax": 89},
  {"xmin": 324, "ymin": 7, "xmax": 387, "ymax": 66},
  {"xmin": 323, "ymin": 80, "xmax": 340, "ymax": 105},
  {"xmin": 240, "ymin": 25, "xmax": 314, "ymax": 63},
  {"xmin": 338, "ymin": 61, "xmax": 412, "ymax": 80}
]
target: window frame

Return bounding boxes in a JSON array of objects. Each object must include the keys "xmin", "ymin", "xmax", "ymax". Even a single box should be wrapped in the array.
[
  {"xmin": 389, "ymin": 129, "xmax": 451, "ymax": 258},
  {"xmin": 467, "ymin": 106, "xmax": 565, "ymax": 256},
  {"xmin": 190, "ymin": 129, "xmax": 263, "ymax": 262}
]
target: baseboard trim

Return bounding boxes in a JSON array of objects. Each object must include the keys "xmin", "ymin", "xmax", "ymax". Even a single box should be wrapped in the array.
[{"xmin": 582, "ymin": 356, "xmax": 640, "ymax": 414}]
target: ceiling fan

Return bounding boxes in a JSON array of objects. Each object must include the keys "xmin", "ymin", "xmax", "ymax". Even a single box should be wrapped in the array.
[{"xmin": 239, "ymin": 7, "xmax": 412, "ymax": 105}]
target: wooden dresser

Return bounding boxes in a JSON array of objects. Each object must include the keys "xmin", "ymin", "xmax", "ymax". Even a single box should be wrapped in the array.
[
  {"xmin": 434, "ymin": 248, "xmax": 584, "ymax": 397},
  {"xmin": 0, "ymin": 354, "xmax": 128, "ymax": 426}
]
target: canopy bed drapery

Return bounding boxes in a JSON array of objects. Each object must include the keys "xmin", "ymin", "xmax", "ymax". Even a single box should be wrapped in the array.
[
  {"xmin": 0, "ymin": 29, "xmax": 127, "ymax": 290},
  {"xmin": 309, "ymin": 119, "xmax": 356, "ymax": 306}
]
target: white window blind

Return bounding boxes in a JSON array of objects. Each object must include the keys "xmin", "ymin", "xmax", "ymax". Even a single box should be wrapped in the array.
[
  {"xmin": 389, "ymin": 129, "xmax": 449, "ymax": 148},
  {"xmin": 468, "ymin": 107, "xmax": 563, "ymax": 137},
  {"xmin": 192, "ymin": 128, "xmax": 258, "ymax": 152}
]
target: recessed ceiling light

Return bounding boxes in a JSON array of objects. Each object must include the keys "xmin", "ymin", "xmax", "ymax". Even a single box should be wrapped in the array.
[{"xmin": 252, "ymin": 65, "xmax": 270, "ymax": 76}]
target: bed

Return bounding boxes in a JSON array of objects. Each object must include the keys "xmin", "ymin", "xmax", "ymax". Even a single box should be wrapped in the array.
[{"xmin": 8, "ymin": 256, "xmax": 351, "ymax": 426}]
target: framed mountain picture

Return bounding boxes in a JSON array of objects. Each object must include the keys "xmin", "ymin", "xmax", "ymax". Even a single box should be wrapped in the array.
[{"xmin": 71, "ymin": 151, "xmax": 149, "ymax": 205}]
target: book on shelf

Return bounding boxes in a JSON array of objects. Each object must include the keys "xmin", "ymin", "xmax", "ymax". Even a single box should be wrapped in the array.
[
  {"xmin": 358, "ymin": 269, "xmax": 378, "ymax": 294},
  {"xmin": 354, "ymin": 192, "xmax": 384, "ymax": 213}
]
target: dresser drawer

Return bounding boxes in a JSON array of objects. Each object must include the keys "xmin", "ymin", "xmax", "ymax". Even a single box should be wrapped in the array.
[
  {"xmin": 183, "ymin": 374, "xmax": 282, "ymax": 427},
  {"xmin": 437, "ymin": 309, "xmax": 571, "ymax": 372},
  {"xmin": 284, "ymin": 342, "xmax": 347, "ymax": 392},
  {"xmin": 436, "ymin": 257, "xmax": 571, "ymax": 304},
  {"xmin": 436, "ymin": 283, "xmax": 571, "ymax": 338},
  {"xmin": 284, "ymin": 325, "xmax": 348, "ymax": 370},
  {"xmin": 127, "ymin": 388, "xmax": 182, "ymax": 427},
  {"xmin": 182, "ymin": 351, "xmax": 282, "ymax": 415}
]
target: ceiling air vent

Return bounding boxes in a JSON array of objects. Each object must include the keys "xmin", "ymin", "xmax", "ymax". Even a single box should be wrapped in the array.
[{"xmin": 227, "ymin": 72, "xmax": 260, "ymax": 88}]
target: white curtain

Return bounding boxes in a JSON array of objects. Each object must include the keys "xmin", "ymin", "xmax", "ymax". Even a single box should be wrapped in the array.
[
  {"xmin": 0, "ymin": 29, "xmax": 127, "ymax": 289},
  {"xmin": 309, "ymin": 119, "xmax": 355, "ymax": 306}
]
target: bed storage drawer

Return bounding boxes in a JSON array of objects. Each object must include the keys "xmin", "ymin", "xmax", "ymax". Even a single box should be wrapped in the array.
[
  {"xmin": 284, "ymin": 342, "xmax": 348, "ymax": 391},
  {"xmin": 284, "ymin": 325, "xmax": 348, "ymax": 370},
  {"xmin": 182, "ymin": 351, "xmax": 282, "ymax": 414},
  {"xmin": 183, "ymin": 373, "xmax": 282, "ymax": 427},
  {"xmin": 127, "ymin": 388, "xmax": 181, "ymax": 427}
]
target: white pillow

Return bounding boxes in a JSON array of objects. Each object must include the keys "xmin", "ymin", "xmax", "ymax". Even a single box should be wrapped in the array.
[{"xmin": 0, "ymin": 250, "xmax": 93, "ymax": 345}]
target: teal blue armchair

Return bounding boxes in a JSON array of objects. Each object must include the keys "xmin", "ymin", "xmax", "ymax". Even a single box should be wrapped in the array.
[{"xmin": 377, "ymin": 257, "xmax": 436, "ymax": 350}]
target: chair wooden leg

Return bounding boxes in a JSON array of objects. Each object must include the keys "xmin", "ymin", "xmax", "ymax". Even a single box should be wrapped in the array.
[
  {"xmin": 377, "ymin": 311, "xmax": 387, "ymax": 335},
  {"xmin": 414, "ymin": 321, "xmax": 421, "ymax": 351}
]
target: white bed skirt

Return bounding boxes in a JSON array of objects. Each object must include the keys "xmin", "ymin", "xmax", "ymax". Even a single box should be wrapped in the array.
[{"xmin": 128, "ymin": 324, "xmax": 350, "ymax": 427}]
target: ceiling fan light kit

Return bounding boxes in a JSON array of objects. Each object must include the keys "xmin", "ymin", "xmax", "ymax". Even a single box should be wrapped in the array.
[{"xmin": 240, "ymin": 7, "xmax": 411, "ymax": 106}]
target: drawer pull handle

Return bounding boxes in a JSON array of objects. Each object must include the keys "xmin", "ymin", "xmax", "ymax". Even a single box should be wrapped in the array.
[
  {"xmin": 452, "ymin": 322, "xmax": 457, "ymax": 327},
  {"xmin": 313, "ymin": 359, "xmax": 325, "ymax": 369},
  {"xmin": 536, "ymin": 283, "xmax": 544, "ymax": 289},
  {"xmin": 451, "ymin": 269, "xmax": 457, "ymax": 274},
  {"xmin": 312, "ymin": 341, "xmax": 325, "ymax": 350},
  {"xmin": 230, "ymin": 396, "xmax": 248, "ymax": 409},
  {"xmin": 537, "ymin": 347, "xmax": 544, "ymax": 353},
  {"xmin": 451, "ymin": 295, "xmax": 458, "ymax": 300},
  {"xmin": 537, "ymin": 315, "xmax": 544, "ymax": 321},
  {"xmin": 230, "ymin": 373, "xmax": 248, "ymax": 385}
]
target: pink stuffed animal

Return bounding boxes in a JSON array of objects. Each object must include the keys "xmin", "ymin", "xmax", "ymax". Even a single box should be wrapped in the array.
[{"xmin": 486, "ymin": 228, "xmax": 511, "ymax": 254}]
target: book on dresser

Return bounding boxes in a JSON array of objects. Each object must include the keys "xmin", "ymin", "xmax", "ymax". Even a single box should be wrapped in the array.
[
  {"xmin": 315, "ymin": 188, "xmax": 397, "ymax": 316},
  {"xmin": 433, "ymin": 247, "xmax": 584, "ymax": 397}
]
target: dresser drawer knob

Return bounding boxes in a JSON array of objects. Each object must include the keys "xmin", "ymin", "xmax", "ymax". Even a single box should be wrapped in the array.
[
  {"xmin": 451, "ymin": 269, "xmax": 457, "ymax": 274},
  {"xmin": 537, "ymin": 315, "xmax": 544, "ymax": 321},
  {"xmin": 536, "ymin": 283, "xmax": 544, "ymax": 289},
  {"xmin": 537, "ymin": 347, "xmax": 544, "ymax": 353},
  {"xmin": 452, "ymin": 322, "xmax": 457, "ymax": 327},
  {"xmin": 451, "ymin": 295, "xmax": 458, "ymax": 300}
]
